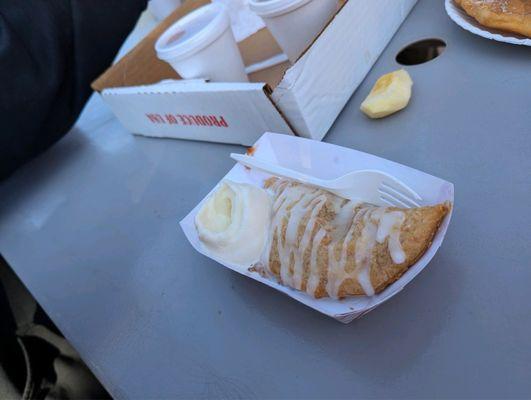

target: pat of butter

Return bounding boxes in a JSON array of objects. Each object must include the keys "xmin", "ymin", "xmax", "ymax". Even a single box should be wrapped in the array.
[{"xmin": 360, "ymin": 69, "xmax": 413, "ymax": 119}]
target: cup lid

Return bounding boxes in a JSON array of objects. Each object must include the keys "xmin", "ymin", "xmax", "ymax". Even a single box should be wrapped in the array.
[
  {"xmin": 155, "ymin": 3, "xmax": 230, "ymax": 62},
  {"xmin": 248, "ymin": 0, "xmax": 313, "ymax": 18}
]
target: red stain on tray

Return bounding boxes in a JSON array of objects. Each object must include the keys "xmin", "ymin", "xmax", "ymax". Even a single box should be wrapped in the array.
[
  {"xmin": 243, "ymin": 146, "xmax": 258, "ymax": 170},
  {"xmin": 246, "ymin": 146, "xmax": 257, "ymax": 156}
]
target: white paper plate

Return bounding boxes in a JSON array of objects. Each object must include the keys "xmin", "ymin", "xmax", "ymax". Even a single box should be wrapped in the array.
[
  {"xmin": 445, "ymin": 0, "xmax": 531, "ymax": 46},
  {"xmin": 180, "ymin": 133, "xmax": 454, "ymax": 323}
]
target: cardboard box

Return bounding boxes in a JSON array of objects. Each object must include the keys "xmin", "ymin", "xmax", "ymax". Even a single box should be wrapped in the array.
[{"xmin": 93, "ymin": 0, "xmax": 417, "ymax": 145}]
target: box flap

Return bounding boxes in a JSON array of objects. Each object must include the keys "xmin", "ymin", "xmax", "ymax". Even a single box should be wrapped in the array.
[
  {"xmin": 100, "ymin": 82, "xmax": 293, "ymax": 146},
  {"xmin": 272, "ymin": 0, "xmax": 418, "ymax": 140}
]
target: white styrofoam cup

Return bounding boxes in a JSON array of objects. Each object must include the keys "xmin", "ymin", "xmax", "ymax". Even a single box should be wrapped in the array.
[
  {"xmin": 249, "ymin": 0, "xmax": 338, "ymax": 63},
  {"xmin": 155, "ymin": 3, "xmax": 249, "ymax": 82}
]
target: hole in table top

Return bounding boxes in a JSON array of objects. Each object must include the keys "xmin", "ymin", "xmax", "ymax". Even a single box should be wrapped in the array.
[{"xmin": 396, "ymin": 38, "xmax": 446, "ymax": 65}]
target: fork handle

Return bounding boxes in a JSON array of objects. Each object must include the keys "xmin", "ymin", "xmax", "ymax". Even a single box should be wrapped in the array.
[{"xmin": 230, "ymin": 153, "xmax": 328, "ymax": 187}]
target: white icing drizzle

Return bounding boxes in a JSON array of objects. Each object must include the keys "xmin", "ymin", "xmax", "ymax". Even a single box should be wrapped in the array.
[
  {"xmin": 263, "ymin": 179, "xmax": 407, "ymax": 298},
  {"xmin": 264, "ymin": 181, "xmax": 320, "ymax": 287},
  {"xmin": 353, "ymin": 208, "xmax": 379, "ymax": 296},
  {"xmin": 272, "ymin": 180, "xmax": 290, "ymax": 213},
  {"xmin": 275, "ymin": 192, "xmax": 305, "ymax": 286},
  {"xmin": 262, "ymin": 182, "xmax": 298, "ymax": 274},
  {"xmin": 306, "ymin": 228, "xmax": 327, "ymax": 295},
  {"xmin": 376, "ymin": 211, "xmax": 406, "ymax": 264},
  {"xmin": 325, "ymin": 207, "xmax": 368, "ymax": 298},
  {"xmin": 286, "ymin": 189, "xmax": 319, "ymax": 245},
  {"xmin": 291, "ymin": 195, "xmax": 326, "ymax": 289}
]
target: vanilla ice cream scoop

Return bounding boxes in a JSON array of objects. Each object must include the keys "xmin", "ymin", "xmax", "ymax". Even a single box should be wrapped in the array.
[{"xmin": 195, "ymin": 180, "xmax": 271, "ymax": 264}]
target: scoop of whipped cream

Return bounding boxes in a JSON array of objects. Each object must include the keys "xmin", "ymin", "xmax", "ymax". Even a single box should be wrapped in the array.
[{"xmin": 195, "ymin": 180, "xmax": 271, "ymax": 264}]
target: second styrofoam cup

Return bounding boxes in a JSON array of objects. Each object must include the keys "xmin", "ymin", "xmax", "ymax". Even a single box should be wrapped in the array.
[
  {"xmin": 155, "ymin": 3, "xmax": 249, "ymax": 82},
  {"xmin": 249, "ymin": 0, "xmax": 338, "ymax": 63}
]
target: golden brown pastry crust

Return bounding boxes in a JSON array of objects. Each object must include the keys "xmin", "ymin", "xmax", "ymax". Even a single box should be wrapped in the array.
[
  {"xmin": 455, "ymin": 0, "xmax": 531, "ymax": 38},
  {"xmin": 263, "ymin": 178, "xmax": 450, "ymax": 299}
]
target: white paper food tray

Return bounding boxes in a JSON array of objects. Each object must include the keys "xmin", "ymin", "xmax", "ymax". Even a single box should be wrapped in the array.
[
  {"xmin": 445, "ymin": 0, "xmax": 531, "ymax": 46},
  {"xmin": 180, "ymin": 133, "xmax": 454, "ymax": 323}
]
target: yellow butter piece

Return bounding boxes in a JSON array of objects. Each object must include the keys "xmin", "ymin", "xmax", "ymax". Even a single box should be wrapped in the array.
[{"xmin": 360, "ymin": 69, "xmax": 413, "ymax": 119}]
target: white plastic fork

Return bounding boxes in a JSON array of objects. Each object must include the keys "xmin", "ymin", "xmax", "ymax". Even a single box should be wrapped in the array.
[{"xmin": 230, "ymin": 153, "xmax": 422, "ymax": 208}]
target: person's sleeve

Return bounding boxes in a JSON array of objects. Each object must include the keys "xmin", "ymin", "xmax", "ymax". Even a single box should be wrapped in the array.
[{"xmin": 0, "ymin": 0, "xmax": 146, "ymax": 180}]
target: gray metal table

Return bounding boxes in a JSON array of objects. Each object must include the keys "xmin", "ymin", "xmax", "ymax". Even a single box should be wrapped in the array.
[{"xmin": 1, "ymin": 1, "xmax": 530, "ymax": 398}]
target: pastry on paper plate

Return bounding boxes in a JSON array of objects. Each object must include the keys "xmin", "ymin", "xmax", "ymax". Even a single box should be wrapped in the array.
[
  {"xmin": 455, "ymin": 0, "xmax": 531, "ymax": 38},
  {"xmin": 195, "ymin": 178, "xmax": 450, "ymax": 299},
  {"xmin": 260, "ymin": 178, "xmax": 450, "ymax": 299}
]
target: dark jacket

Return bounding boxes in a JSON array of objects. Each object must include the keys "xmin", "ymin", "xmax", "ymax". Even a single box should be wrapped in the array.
[{"xmin": 0, "ymin": 0, "xmax": 146, "ymax": 180}]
